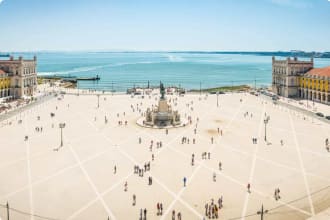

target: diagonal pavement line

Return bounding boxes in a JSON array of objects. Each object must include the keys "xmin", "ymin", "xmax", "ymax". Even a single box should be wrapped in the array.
[
  {"xmin": 66, "ymin": 141, "xmax": 117, "ymax": 220},
  {"xmin": 71, "ymin": 98, "xmax": 210, "ymax": 204},
  {"xmin": 67, "ymin": 172, "xmax": 133, "ymax": 220},
  {"xmin": 289, "ymin": 113, "xmax": 315, "ymax": 216},
  {"xmin": 240, "ymin": 103, "xmax": 265, "ymax": 219},
  {"xmin": 116, "ymin": 145, "xmax": 203, "ymax": 219},
  {"xmin": 161, "ymin": 97, "xmax": 244, "ymax": 220},
  {"xmin": 166, "ymin": 140, "xmax": 312, "ymax": 217},
  {"xmin": 152, "ymin": 176, "xmax": 204, "ymax": 219},
  {"xmin": 214, "ymin": 140, "xmax": 330, "ymax": 184},
  {"xmin": 0, "ymin": 117, "xmax": 144, "ymax": 201},
  {"xmin": 70, "ymin": 96, "xmax": 202, "ymax": 218},
  {"xmin": 23, "ymin": 115, "xmax": 35, "ymax": 220}
]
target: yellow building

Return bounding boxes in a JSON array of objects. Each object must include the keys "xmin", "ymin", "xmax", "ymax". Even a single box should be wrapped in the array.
[
  {"xmin": 0, "ymin": 69, "xmax": 11, "ymax": 99},
  {"xmin": 298, "ymin": 66, "xmax": 330, "ymax": 104}
]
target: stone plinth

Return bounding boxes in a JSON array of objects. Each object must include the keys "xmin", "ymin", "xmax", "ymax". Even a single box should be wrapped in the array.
[{"xmin": 158, "ymin": 99, "xmax": 169, "ymax": 112}]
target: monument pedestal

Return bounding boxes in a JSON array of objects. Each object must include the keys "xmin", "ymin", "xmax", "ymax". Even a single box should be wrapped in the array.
[
  {"xmin": 139, "ymin": 82, "xmax": 184, "ymax": 128},
  {"xmin": 158, "ymin": 99, "xmax": 169, "ymax": 112}
]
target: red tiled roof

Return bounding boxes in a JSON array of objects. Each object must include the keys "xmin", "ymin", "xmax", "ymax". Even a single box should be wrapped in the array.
[
  {"xmin": 305, "ymin": 66, "xmax": 330, "ymax": 77},
  {"xmin": 0, "ymin": 69, "xmax": 6, "ymax": 74}
]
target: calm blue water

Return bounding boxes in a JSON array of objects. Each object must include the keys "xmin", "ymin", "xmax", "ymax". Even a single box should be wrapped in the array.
[{"xmin": 9, "ymin": 52, "xmax": 330, "ymax": 91}]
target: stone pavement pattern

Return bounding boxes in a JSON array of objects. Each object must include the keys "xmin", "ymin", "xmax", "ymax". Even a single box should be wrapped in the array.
[{"xmin": 0, "ymin": 92, "xmax": 329, "ymax": 220}]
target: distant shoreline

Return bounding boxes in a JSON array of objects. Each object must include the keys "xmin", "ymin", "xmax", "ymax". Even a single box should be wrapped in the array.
[{"xmin": 3, "ymin": 51, "xmax": 330, "ymax": 58}]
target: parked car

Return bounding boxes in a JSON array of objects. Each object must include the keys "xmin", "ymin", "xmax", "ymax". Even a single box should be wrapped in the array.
[
  {"xmin": 325, "ymin": 116, "xmax": 330, "ymax": 120},
  {"xmin": 272, "ymin": 95, "xmax": 279, "ymax": 101},
  {"xmin": 316, "ymin": 112, "xmax": 324, "ymax": 117}
]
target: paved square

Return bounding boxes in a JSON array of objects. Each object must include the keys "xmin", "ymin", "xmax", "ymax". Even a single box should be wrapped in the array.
[{"xmin": 0, "ymin": 92, "xmax": 330, "ymax": 220}]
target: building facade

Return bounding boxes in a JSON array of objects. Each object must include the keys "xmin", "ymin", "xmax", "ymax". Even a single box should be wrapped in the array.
[
  {"xmin": 0, "ymin": 70, "xmax": 11, "ymax": 100},
  {"xmin": 298, "ymin": 67, "xmax": 330, "ymax": 104},
  {"xmin": 272, "ymin": 57, "xmax": 313, "ymax": 98},
  {"xmin": 0, "ymin": 56, "xmax": 37, "ymax": 99},
  {"xmin": 272, "ymin": 57, "xmax": 330, "ymax": 104}
]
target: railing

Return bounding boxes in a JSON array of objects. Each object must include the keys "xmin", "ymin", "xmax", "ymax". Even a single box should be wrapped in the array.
[{"xmin": 75, "ymin": 79, "xmax": 269, "ymax": 93}]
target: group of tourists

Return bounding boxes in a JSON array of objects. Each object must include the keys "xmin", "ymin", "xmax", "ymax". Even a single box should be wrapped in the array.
[
  {"xmin": 243, "ymin": 111, "xmax": 253, "ymax": 118},
  {"xmin": 172, "ymin": 210, "xmax": 182, "ymax": 220},
  {"xmin": 149, "ymin": 140, "xmax": 163, "ymax": 150},
  {"xmin": 139, "ymin": 208, "xmax": 147, "ymax": 220},
  {"xmin": 156, "ymin": 203, "xmax": 164, "ymax": 216},
  {"xmin": 35, "ymin": 126, "xmax": 43, "ymax": 132},
  {"xmin": 201, "ymin": 152, "xmax": 211, "ymax": 160},
  {"xmin": 133, "ymin": 162, "xmax": 151, "ymax": 178},
  {"xmin": 117, "ymin": 120, "xmax": 128, "ymax": 126},
  {"xmin": 204, "ymin": 197, "xmax": 223, "ymax": 219},
  {"xmin": 181, "ymin": 136, "xmax": 190, "ymax": 144}
]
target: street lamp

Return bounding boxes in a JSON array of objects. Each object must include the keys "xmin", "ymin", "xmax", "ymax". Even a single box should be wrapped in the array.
[
  {"xmin": 264, "ymin": 115, "xmax": 270, "ymax": 142},
  {"xmin": 59, "ymin": 123, "xmax": 66, "ymax": 147},
  {"xmin": 257, "ymin": 204, "xmax": 268, "ymax": 220},
  {"xmin": 97, "ymin": 94, "xmax": 100, "ymax": 108}
]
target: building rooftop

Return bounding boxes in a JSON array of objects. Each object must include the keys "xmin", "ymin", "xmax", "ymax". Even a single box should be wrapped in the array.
[
  {"xmin": 0, "ymin": 69, "xmax": 6, "ymax": 74},
  {"xmin": 305, "ymin": 66, "xmax": 330, "ymax": 77},
  {"xmin": 0, "ymin": 56, "xmax": 37, "ymax": 63}
]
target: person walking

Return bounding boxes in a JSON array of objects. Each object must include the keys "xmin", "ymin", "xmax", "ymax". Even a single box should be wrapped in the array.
[
  {"xmin": 247, "ymin": 183, "xmax": 251, "ymax": 193},
  {"xmin": 124, "ymin": 181, "xmax": 128, "ymax": 192},
  {"xmin": 172, "ymin": 210, "xmax": 176, "ymax": 220},
  {"xmin": 133, "ymin": 194, "xmax": 136, "ymax": 206},
  {"xmin": 177, "ymin": 212, "xmax": 182, "ymax": 220},
  {"xmin": 183, "ymin": 177, "xmax": 187, "ymax": 187},
  {"xmin": 160, "ymin": 203, "xmax": 163, "ymax": 215},
  {"xmin": 157, "ymin": 203, "xmax": 160, "ymax": 216},
  {"xmin": 143, "ymin": 208, "xmax": 147, "ymax": 220},
  {"xmin": 218, "ymin": 196, "xmax": 223, "ymax": 209},
  {"xmin": 205, "ymin": 203, "xmax": 208, "ymax": 216}
]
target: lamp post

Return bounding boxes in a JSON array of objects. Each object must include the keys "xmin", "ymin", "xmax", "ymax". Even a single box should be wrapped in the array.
[
  {"xmin": 216, "ymin": 91, "xmax": 219, "ymax": 107},
  {"xmin": 59, "ymin": 123, "xmax": 66, "ymax": 147},
  {"xmin": 97, "ymin": 94, "xmax": 100, "ymax": 108},
  {"xmin": 264, "ymin": 115, "xmax": 270, "ymax": 142},
  {"xmin": 257, "ymin": 204, "xmax": 268, "ymax": 220}
]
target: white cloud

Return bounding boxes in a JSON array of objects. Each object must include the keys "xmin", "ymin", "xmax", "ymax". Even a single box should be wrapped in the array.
[{"xmin": 0, "ymin": 0, "xmax": 4, "ymax": 4}]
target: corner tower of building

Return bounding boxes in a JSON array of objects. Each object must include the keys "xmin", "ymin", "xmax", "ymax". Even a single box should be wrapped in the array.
[
  {"xmin": 0, "ymin": 55, "xmax": 37, "ymax": 99},
  {"xmin": 272, "ymin": 57, "xmax": 313, "ymax": 98}
]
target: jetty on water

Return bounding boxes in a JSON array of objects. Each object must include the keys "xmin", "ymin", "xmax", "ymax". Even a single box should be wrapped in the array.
[{"xmin": 39, "ymin": 75, "xmax": 100, "ymax": 83}]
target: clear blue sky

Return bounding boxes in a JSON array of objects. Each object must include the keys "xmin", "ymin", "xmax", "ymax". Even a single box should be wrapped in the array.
[{"xmin": 0, "ymin": 0, "xmax": 329, "ymax": 51}]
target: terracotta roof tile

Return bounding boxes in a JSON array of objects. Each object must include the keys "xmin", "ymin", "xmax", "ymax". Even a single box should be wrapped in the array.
[{"xmin": 305, "ymin": 66, "xmax": 330, "ymax": 77}]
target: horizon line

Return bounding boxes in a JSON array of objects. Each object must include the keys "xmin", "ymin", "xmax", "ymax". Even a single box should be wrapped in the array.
[{"xmin": 1, "ymin": 49, "xmax": 330, "ymax": 53}]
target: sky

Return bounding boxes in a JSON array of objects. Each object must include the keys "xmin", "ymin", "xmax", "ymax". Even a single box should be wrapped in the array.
[{"xmin": 0, "ymin": 0, "xmax": 329, "ymax": 52}]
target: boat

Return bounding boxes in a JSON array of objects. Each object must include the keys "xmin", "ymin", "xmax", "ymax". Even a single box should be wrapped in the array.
[
  {"xmin": 40, "ymin": 74, "xmax": 100, "ymax": 81},
  {"xmin": 77, "ymin": 75, "xmax": 100, "ymax": 81}
]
